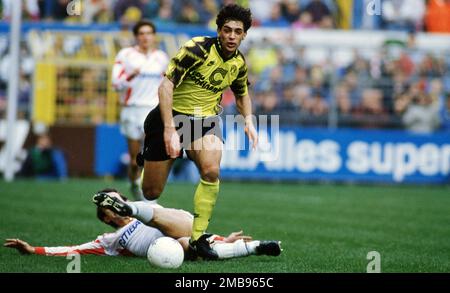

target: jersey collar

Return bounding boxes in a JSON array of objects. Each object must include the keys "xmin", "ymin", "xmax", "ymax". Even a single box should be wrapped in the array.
[{"xmin": 215, "ymin": 37, "xmax": 239, "ymax": 61}]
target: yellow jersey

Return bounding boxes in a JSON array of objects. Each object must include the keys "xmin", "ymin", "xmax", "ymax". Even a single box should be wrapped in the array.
[{"xmin": 165, "ymin": 36, "xmax": 249, "ymax": 117}]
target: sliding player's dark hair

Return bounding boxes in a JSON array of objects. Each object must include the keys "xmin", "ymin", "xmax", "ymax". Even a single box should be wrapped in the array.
[
  {"xmin": 95, "ymin": 188, "xmax": 128, "ymax": 228},
  {"xmin": 132, "ymin": 19, "xmax": 156, "ymax": 36},
  {"xmin": 216, "ymin": 4, "xmax": 252, "ymax": 32}
]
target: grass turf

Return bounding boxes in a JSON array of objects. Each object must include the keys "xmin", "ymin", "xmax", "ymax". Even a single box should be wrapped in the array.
[{"xmin": 0, "ymin": 179, "xmax": 449, "ymax": 273}]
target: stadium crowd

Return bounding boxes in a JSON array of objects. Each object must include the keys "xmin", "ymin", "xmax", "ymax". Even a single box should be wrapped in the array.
[
  {"xmin": 1, "ymin": 0, "xmax": 449, "ymax": 33},
  {"xmin": 0, "ymin": 0, "xmax": 449, "ymax": 132},
  {"xmin": 231, "ymin": 31, "xmax": 450, "ymax": 131}
]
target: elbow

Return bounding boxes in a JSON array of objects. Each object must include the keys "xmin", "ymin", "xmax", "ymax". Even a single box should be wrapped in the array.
[{"xmin": 158, "ymin": 79, "xmax": 174, "ymax": 97}]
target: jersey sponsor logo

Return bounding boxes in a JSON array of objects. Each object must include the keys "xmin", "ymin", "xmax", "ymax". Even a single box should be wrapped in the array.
[
  {"xmin": 209, "ymin": 68, "xmax": 228, "ymax": 86},
  {"xmin": 136, "ymin": 73, "xmax": 163, "ymax": 79},
  {"xmin": 118, "ymin": 220, "xmax": 142, "ymax": 247},
  {"xmin": 189, "ymin": 71, "xmax": 223, "ymax": 94}
]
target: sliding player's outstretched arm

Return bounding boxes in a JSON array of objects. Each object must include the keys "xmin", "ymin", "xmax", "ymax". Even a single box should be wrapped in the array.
[{"xmin": 4, "ymin": 238, "xmax": 108, "ymax": 256}]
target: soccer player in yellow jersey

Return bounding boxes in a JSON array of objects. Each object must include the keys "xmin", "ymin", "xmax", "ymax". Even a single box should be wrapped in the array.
[{"xmin": 139, "ymin": 4, "xmax": 257, "ymax": 259}]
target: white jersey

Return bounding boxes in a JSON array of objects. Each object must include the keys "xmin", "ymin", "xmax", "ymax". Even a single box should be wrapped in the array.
[
  {"xmin": 98, "ymin": 219, "xmax": 164, "ymax": 257},
  {"xmin": 112, "ymin": 46, "xmax": 169, "ymax": 108},
  {"xmin": 35, "ymin": 219, "xmax": 164, "ymax": 257}
]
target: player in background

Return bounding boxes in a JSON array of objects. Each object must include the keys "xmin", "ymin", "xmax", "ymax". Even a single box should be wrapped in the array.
[
  {"xmin": 141, "ymin": 4, "xmax": 258, "ymax": 259},
  {"xmin": 112, "ymin": 20, "xmax": 169, "ymax": 200},
  {"xmin": 4, "ymin": 189, "xmax": 281, "ymax": 260}
]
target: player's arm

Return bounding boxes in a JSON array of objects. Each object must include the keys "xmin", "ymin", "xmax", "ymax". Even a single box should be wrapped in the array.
[
  {"xmin": 4, "ymin": 238, "xmax": 107, "ymax": 256},
  {"xmin": 111, "ymin": 50, "xmax": 139, "ymax": 91},
  {"xmin": 158, "ymin": 77, "xmax": 180, "ymax": 158},
  {"xmin": 160, "ymin": 38, "xmax": 205, "ymax": 157},
  {"xmin": 232, "ymin": 64, "xmax": 258, "ymax": 149}
]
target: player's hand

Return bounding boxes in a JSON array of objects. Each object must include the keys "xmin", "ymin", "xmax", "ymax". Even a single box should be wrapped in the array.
[
  {"xmin": 244, "ymin": 118, "xmax": 258, "ymax": 150},
  {"xmin": 223, "ymin": 231, "xmax": 253, "ymax": 243},
  {"xmin": 4, "ymin": 238, "xmax": 35, "ymax": 254},
  {"xmin": 164, "ymin": 126, "xmax": 181, "ymax": 158}
]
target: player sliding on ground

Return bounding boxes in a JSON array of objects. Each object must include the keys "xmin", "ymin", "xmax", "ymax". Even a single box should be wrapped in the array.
[{"xmin": 4, "ymin": 189, "xmax": 281, "ymax": 260}]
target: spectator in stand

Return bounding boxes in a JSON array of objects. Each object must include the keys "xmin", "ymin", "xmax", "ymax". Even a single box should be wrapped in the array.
[
  {"xmin": 113, "ymin": 0, "xmax": 144, "ymax": 22},
  {"xmin": 201, "ymin": 0, "xmax": 220, "ymax": 27},
  {"xmin": 303, "ymin": 0, "xmax": 334, "ymax": 28},
  {"xmin": 292, "ymin": 11, "xmax": 317, "ymax": 29},
  {"xmin": 303, "ymin": 89, "xmax": 328, "ymax": 117},
  {"xmin": 260, "ymin": 2, "xmax": 290, "ymax": 27},
  {"xmin": 381, "ymin": 0, "xmax": 426, "ymax": 32},
  {"xmin": 19, "ymin": 133, "xmax": 68, "ymax": 180},
  {"xmin": 153, "ymin": 0, "xmax": 175, "ymax": 25},
  {"xmin": 81, "ymin": 0, "xmax": 112, "ymax": 24},
  {"xmin": 334, "ymin": 83, "xmax": 352, "ymax": 115},
  {"xmin": 353, "ymin": 88, "xmax": 390, "ymax": 128},
  {"xmin": 280, "ymin": 0, "xmax": 301, "ymax": 24},
  {"xmin": 443, "ymin": 93, "xmax": 450, "ymax": 130},
  {"xmin": 428, "ymin": 79, "xmax": 447, "ymax": 123},
  {"xmin": 140, "ymin": 0, "xmax": 160, "ymax": 19},
  {"xmin": 278, "ymin": 83, "xmax": 299, "ymax": 111},
  {"xmin": 47, "ymin": 0, "xmax": 71, "ymax": 20},
  {"xmin": 403, "ymin": 94, "xmax": 441, "ymax": 133},
  {"xmin": 249, "ymin": 0, "xmax": 278, "ymax": 25},
  {"xmin": 256, "ymin": 90, "xmax": 279, "ymax": 115},
  {"xmin": 176, "ymin": 0, "xmax": 202, "ymax": 24},
  {"xmin": 393, "ymin": 91, "xmax": 411, "ymax": 116},
  {"xmin": 425, "ymin": 0, "xmax": 450, "ymax": 34}
]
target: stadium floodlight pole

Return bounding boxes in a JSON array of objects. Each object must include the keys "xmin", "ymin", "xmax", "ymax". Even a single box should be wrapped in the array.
[{"xmin": 4, "ymin": 0, "xmax": 22, "ymax": 182}]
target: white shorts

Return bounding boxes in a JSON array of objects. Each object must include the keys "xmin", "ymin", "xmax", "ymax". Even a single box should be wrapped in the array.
[{"xmin": 120, "ymin": 106, "xmax": 154, "ymax": 140}]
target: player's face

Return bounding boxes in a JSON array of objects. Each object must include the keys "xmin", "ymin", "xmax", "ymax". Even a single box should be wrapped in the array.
[
  {"xmin": 136, "ymin": 25, "xmax": 156, "ymax": 50},
  {"xmin": 100, "ymin": 192, "xmax": 129, "ymax": 227},
  {"xmin": 101, "ymin": 208, "xmax": 126, "ymax": 227},
  {"xmin": 218, "ymin": 20, "xmax": 246, "ymax": 57}
]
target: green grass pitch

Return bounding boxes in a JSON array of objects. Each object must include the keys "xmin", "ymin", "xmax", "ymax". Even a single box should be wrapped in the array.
[{"xmin": 0, "ymin": 179, "xmax": 449, "ymax": 272}]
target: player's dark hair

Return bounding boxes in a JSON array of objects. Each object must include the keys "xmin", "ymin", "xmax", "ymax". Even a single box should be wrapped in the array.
[
  {"xmin": 132, "ymin": 19, "xmax": 156, "ymax": 36},
  {"xmin": 96, "ymin": 188, "xmax": 129, "ymax": 229},
  {"xmin": 216, "ymin": 4, "xmax": 252, "ymax": 32}
]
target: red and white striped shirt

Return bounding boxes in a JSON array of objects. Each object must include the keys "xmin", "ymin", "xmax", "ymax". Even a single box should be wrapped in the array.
[{"xmin": 112, "ymin": 46, "xmax": 169, "ymax": 107}]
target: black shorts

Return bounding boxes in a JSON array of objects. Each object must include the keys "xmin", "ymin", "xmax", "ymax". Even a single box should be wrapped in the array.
[{"xmin": 143, "ymin": 105, "xmax": 223, "ymax": 161}]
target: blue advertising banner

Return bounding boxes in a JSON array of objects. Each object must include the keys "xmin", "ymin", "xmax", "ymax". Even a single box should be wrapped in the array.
[
  {"xmin": 221, "ymin": 127, "xmax": 450, "ymax": 184},
  {"xmin": 95, "ymin": 124, "xmax": 127, "ymax": 177},
  {"xmin": 94, "ymin": 124, "xmax": 450, "ymax": 184}
]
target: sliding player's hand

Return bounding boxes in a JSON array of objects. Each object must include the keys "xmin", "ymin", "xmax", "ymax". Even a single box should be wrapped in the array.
[
  {"xmin": 164, "ymin": 127, "xmax": 181, "ymax": 158},
  {"xmin": 4, "ymin": 238, "xmax": 35, "ymax": 254},
  {"xmin": 223, "ymin": 231, "xmax": 253, "ymax": 243}
]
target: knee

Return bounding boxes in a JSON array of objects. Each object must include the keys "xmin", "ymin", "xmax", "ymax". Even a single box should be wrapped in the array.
[
  {"xmin": 200, "ymin": 164, "xmax": 220, "ymax": 182},
  {"xmin": 142, "ymin": 185, "xmax": 163, "ymax": 200}
]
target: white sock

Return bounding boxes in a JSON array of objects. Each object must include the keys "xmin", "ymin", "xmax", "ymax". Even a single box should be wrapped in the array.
[
  {"xmin": 127, "ymin": 201, "xmax": 154, "ymax": 224},
  {"xmin": 245, "ymin": 240, "xmax": 260, "ymax": 254},
  {"xmin": 131, "ymin": 178, "xmax": 158, "ymax": 203},
  {"xmin": 212, "ymin": 240, "xmax": 261, "ymax": 259},
  {"xmin": 133, "ymin": 178, "xmax": 141, "ymax": 186}
]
